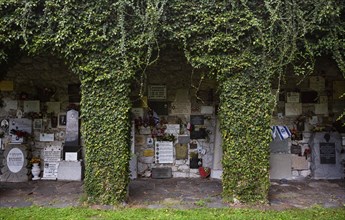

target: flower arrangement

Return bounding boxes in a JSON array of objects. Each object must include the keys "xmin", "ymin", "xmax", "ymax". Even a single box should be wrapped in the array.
[
  {"xmin": 30, "ymin": 157, "xmax": 41, "ymax": 164},
  {"xmin": 10, "ymin": 129, "xmax": 30, "ymax": 138}
]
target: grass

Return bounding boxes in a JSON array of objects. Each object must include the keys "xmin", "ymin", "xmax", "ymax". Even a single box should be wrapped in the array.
[{"xmin": 0, "ymin": 207, "xmax": 344, "ymax": 220}]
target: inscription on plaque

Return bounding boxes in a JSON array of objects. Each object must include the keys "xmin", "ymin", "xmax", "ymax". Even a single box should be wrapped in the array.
[
  {"xmin": 155, "ymin": 141, "xmax": 173, "ymax": 163},
  {"xmin": 7, "ymin": 148, "xmax": 24, "ymax": 173},
  {"xmin": 320, "ymin": 143, "xmax": 336, "ymax": 164}
]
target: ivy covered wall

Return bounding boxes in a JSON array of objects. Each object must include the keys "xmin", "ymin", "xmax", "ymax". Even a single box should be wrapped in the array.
[{"xmin": 1, "ymin": 0, "xmax": 344, "ymax": 204}]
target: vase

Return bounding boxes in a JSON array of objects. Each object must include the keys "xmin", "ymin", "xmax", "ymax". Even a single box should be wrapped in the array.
[
  {"xmin": 199, "ymin": 167, "xmax": 211, "ymax": 178},
  {"xmin": 31, "ymin": 163, "xmax": 41, "ymax": 180}
]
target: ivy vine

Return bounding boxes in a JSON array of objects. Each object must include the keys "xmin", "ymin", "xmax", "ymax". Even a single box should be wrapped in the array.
[{"xmin": 0, "ymin": 0, "xmax": 344, "ymax": 204}]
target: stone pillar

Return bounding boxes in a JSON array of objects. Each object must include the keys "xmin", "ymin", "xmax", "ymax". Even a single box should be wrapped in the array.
[{"xmin": 211, "ymin": 119, "xmax": 223, "ymax": 179}]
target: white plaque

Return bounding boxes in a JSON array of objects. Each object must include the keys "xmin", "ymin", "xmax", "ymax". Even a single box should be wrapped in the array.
[
  {"xmin": 44, "ymin": 145, "xmax": 62, "ymax": 162},
  {"xmin": 7, "ymin": 148, "xmax": 24, "ymax": 173},
  {"xmin": 65, "ymin": 152, "xmax": 78, "ymax": 161},
  {"xmin": 40, "ymin": 133, "xmax": 55, "ymax": 142},
  {"xmin": 155, "ymin": 141, "xmax": 173, "ymax": 164},
  {"xmin": 165, "ymin": 124, "xmax": 180, "ymax": 136},
  {"xmin": 42, "ymin": 162, "xmax": 59, "ymax": 180}
]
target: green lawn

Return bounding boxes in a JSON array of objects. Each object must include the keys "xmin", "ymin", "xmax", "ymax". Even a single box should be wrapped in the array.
[{"xmin": 0, "ymin": 207, "xmax": 344, "ymax": 220}]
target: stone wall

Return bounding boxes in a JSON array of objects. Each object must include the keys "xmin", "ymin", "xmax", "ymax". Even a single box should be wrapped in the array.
[
  {"xmin": 270, "ymin": 56, "xmax": 345, "ymax": 180},
  {"xmin": 0, "ymin": 54, "xmax": 80, "ymax": 181},
  {"xmin": 131, "ymin": 47, "xmax": 219, "ymax": 178}
]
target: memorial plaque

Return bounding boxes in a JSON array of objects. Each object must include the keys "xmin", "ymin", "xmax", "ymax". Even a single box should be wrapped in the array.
[
  {"xmin": 165, "ymin": 124, "xmax": 180, "ymax": 135},
  {"xmin": 9, "ymin": 118, "xmax": 32, "ymax": 134},
  {"xmin": 149, "ymin": 101, "xmax": 169, "ymax": 115},
  {"xmin": 320, "ymin": 143, "xmax": 336, "ymax": 164},
  {"xmin": 65, "ymin": 110, "xmax": 79, "ymax": 146},
  {"xmin": 190, "ymin": 115, "xmax": 204, "ymax": 125},
  {"xmin": 291, "ymin": 144, "xmax": 302, "ymax": 155},
  {"xmin": 175, "ymin": 144, "xmax": 188, "ymax": 159},
  {"xmin": 44, "ymin": 145, "xmax": 62, "ymax": 162},
  {"xmin": 42, "ymin": 162, "xmax": 59, "ymax": 180},
  {"xmin": 143, "ymin": 149, "xmax": 154, "ymax": 157},
  {"xmin": 148, "ymin": 85, "xmax": 166, "ymax": 100},
  {"xmin": 7, "ymin": 148, "xmax": 24, "ymax": 173},
  {"xmin": 155, "ymin": 141, "xmax": 173, "ymax": 163}
]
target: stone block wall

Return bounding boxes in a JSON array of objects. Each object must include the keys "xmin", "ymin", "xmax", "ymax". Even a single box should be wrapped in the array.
[
  {"xmin": 131, "ymin": 46, "xmax": 219, "ymax": 178},
  {"xmin": 0, "ymin": 54, "xmax": 80, "ymax": 181}
]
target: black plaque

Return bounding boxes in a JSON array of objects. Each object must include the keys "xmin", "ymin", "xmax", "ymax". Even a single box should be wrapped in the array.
[
  {"xmin": 291, "ymin": 144, "xmax": 302, "ymax": 155},
  {"xmin": 148, "ymin": 101, "xmax": 169, "ymax": 115},
  {"xmin": 320, "ymin": 143, "xmax": 336, "ymax": 164},
  {"xmin": 190, "ymin": 128, "xmax": 207, "ymax": 139},
  {"xmin": 190, "ymin": 115, "xmax": 204, "ymax": 125}
]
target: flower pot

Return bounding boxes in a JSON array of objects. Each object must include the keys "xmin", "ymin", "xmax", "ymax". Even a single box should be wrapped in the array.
[
  {"xmin": 199, "ymin": 167, "xmax": 211, "ymax": 178},
  {"xmin": 31, "ymin": 163, "xmax": 41, "ymax": 180}
]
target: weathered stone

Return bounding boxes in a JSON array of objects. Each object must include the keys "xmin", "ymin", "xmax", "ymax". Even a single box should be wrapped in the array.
[
  {"xmin": 139, "ymin": 156, "xmax": 154, "ymax": 164},
  {"xmin": 291, "ymin": 155, "xmax": 309, "ymax": 170},
  {"xmin": 171, "ymin": 166, "xmax": 178, "ymax": 172},
  {"xmin": 300, "ymin": 170, "xmax": 311, "ymax": 177},
  {"xmin": 57, "ymin": 161, "xmax": 82, "ymax": 181},
  {"xmin": 143, "ymin": 170, "xmax": 151, "ymax": 178},
  {"xmin": 175, "ymin": 160, "xmax": 186, "ymax": 165},
  {"xmin": 189, "ymin": 172, "xmax": 200, "ymax": 178},
  {"xmin": 270, "ymin": 154, "xmax": 292, "ymax": 180},
  {"xmin": 173, "ymin": 172, "xmax": 188, "ymax": 178},
  {"xmin": 137, "ymin": 162, "xmax": 148, "ymax": 174},
  {"xmin": 292, "ymin": 170, "xmax": 299, "ymax": 176},
  {"xmin": 177, "ymin": 164, "xmax": 189, "ymax": 171},
  {"xmin": 189, "ymin": 168, "xmax": 199, "ymax": 174}
]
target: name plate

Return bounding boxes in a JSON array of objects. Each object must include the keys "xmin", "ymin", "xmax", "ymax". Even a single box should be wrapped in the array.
[{"xmin": 320, "ymin": 143, "xmax": 336, "ymax": 164}]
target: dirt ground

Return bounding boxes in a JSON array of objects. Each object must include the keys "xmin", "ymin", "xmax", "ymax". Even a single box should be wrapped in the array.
[{"xmin": 0, "ymin": 177, "xmax": 344, "ymax": 210}]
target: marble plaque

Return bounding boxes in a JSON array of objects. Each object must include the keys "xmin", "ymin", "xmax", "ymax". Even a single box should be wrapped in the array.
[
  {"xmin": 65, "ymin": 110, "xmax": 79, "ymax": 146},
  {"xmin": 42, "ymin": 162, "xmax": 59, "ymax": 180},
  {"xmin": 155, "ymin": 141, "xmax": 173, "ymax": 163},
  {"xmin": 7, "ymin": 147, "xmax": 24, "ymax": 173},
  {"xmin": 44, "ymin": 145, "xmax": 61, "ymax": 162}
]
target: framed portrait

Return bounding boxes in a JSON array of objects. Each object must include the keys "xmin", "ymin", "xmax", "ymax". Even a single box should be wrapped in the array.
[
  {"xmin": 58, "ymin": 113, "xmax": 67, "ymax": 128},
  {"xmin": 33, "ymin": 119, "xmax": 43, "ymax": 130}
]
